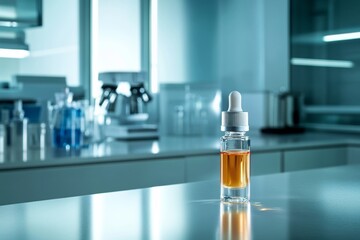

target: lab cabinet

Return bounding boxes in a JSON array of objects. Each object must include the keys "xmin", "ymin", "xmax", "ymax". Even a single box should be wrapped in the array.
[
  {"xmin": 0, "ymin": 158, "xmax": 185, "ymax": 205},
  {"xmin": 347, "ymin": 146, "xmax": 360, "ymax": 164},
  {"xmin": 0, "ymin": 143, "xmax": 356, "ymax": 205},
  {"xmin": 283, "ymin": 147, "xmax": 347, "ymax": 172},
  {"xmin": 184, "ymin": 146, "xmax": 353, "ymax": 181},
  {"xmin": 185, "ymin": 155, "xmax": 219, "ymax": 182},
  {"xmin": 251, "ymin": 151, "xmax": 282, "ymax": 176}
]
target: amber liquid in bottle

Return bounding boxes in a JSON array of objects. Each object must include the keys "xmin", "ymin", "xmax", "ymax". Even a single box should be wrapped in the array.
[{"xmin": 221, "ymin": 150, "xmax": 250, "ymax": 189}]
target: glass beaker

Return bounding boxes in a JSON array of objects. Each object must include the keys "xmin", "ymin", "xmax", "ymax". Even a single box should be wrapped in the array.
[{"xmin": 49, "ymin": 89, "xmax": 84, "ymax": 149}]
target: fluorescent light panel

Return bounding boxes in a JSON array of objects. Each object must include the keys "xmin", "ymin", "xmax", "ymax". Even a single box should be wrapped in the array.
[
  {"xmin": 291, "ymin": 58, "xmax": 354, "ymax": 68},
  {"xmin": 0, "ymin": 48, "xmax": 29, "ymax": 58},
  {"xmin": 323, "ymin": 32, "xmax": 360, "ymax": 42}
]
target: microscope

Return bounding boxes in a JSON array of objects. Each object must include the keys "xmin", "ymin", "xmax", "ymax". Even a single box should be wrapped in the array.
[{"xmin": 98, "ymin": 72, "xmax": 158, "ymax": 140}]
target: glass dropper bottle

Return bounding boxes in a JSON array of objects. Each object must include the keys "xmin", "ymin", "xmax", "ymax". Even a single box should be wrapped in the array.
[{"xmin": 220, "ymin": 91, "xmax": 250, "ymax": 203}]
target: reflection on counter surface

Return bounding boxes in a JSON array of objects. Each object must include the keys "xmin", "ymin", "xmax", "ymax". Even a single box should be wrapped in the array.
[{"xmin": 220, "ymin": 202, "xmax": 251, "ymax": 240}]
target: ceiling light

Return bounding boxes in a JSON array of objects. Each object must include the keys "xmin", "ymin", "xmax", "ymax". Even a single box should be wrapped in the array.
[
  {"xmin": 0, "ymin": 48, "xmax": 29, "ymax": 58},
  {"xmin": 291, "ymin": 58, "xmax": 354, "ymax": 68},
  {"xmin": 323, "ymin": 32, "xmax": 360, "ymax": 42},
  {"xmin": 0, "ymin": 31, "xmax": 30, "ymax": 59}
]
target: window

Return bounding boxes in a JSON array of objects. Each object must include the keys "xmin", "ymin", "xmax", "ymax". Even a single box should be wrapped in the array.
[{"xmin": 291, "ymin": 0, "xmax": 360, "ymax": 131}]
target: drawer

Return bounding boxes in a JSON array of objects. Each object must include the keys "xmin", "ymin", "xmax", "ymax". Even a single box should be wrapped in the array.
[
  {"xmin": 0, "ymin": 158, "xmax": 186, "ymax": 205},
  {"xmin": 251, "ymin": 151, "xmax": 281, "ymax": 176},
  {"xmin": 185, "ymin": 155, "xmax": 219, "ymax": 182},
  {"xmin": 284, "ymin": 147, "xmax": 347, "ymax": 172}
]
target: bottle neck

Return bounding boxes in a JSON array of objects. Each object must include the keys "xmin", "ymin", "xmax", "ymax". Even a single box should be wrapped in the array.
[
  {"xmin": 224, "ymin": 131, "xmax": 246, "ymax": 137},
  {"xmin": 221, "ymin": 131, "xmax": 250, "ymax": 151}
]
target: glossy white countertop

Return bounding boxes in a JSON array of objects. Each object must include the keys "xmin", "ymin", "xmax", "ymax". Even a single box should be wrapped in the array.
[
  {"xmin": 1, "ymin": 164, "xmax": 359, "ymax": 239},
  {"xmin": 1, "ymin": 130, "xmax": 360, "ymax": 170}
]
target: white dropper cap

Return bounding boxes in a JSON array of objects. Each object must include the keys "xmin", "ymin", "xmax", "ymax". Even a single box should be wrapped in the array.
[{"xmin": 221, "ymin": 91, "xmax": 249, "ymax": 132}]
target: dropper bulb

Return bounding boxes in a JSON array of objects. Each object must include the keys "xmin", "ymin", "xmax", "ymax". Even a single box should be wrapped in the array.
[
  {"xmin": 227, "ymin": 91, "xmax": 242, "ymax": 112},
  {"xmin": 221, "ymin": 90, "xmax": 249, "ymax": 132}
]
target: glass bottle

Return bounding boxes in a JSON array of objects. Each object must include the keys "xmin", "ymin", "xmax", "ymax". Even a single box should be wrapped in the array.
[
  {"xmin": 10, "ymin": 100, "xmax": 28, "ymax": 152},
  {"xmin": 52, "ymin": 88, "xmax": 83, "ymax": 149},
  {"xmin": 220, "ymin": 91, "xmax": 250, "ymax": 202}
]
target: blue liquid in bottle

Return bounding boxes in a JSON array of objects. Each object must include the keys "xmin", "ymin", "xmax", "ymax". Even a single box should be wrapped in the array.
[
  {"xmin": 52, "ymin": 107, "xmax": 83, "ymax": 149},
  {"xmin": 53, "ymin": 128, "xmax": 82, "ymax": 149}
]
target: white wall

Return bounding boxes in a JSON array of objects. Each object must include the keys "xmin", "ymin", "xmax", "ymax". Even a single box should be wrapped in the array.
[
  {"xmin": 97, "ymin": 0, "xmax": 141, "ymax": 72},
  {"xmin": 218, "ymin": 0, "xmax": 289, "ymax": 95},
  {"xmin": 157, "ymin": 0, "xmax": 288, "ymax": 90},
  {"xmin": 20, "ymin": 0, "xmax": 79, "ymax": 86},
  {"xmin": 183, "ymin": 0, "xmax": 219, "ymax": 83},
  {"xmin": 263, "ymin": 0, "xmax": 289, "ymax": 92},
  {"xmin": 218, "ymin": 0, "xmax": 289, "ymax": 117},
  {"xmin": 218, "ymin": 0, "xmax": 263, "ymax": 94},
  {"xmin": 158, "ymin": 0, "xmax": 218, "ymax": 84},
  {"xmin": 158, "ymin": 0, "xmax": 187, "ymax": 83},
  {"xmin": 0, "ymin": 59, "xmax": 19, "ymax": 82}
]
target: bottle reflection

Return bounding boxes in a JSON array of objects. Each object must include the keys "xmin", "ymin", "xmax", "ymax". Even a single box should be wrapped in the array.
[{"xmin": 220, "ymin": 203, "xmax": 252, "ymax": 240}]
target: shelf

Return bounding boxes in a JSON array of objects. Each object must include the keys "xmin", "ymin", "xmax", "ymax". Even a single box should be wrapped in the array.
[{"xmin": 304, "ymin": 105, "xmax": 360, "ymax": 114}]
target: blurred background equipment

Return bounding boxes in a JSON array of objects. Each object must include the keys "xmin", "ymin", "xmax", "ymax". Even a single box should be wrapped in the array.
[{"xmin": 98, "ymin": 71, "xmax": 158, "ymax": 140}]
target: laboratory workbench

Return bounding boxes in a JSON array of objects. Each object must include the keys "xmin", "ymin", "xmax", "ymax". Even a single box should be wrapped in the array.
[
  {"xmin": 1, "ymin": 163, "xmax": 359, "ymax": 239},
  {"xmin": 1, "ymin": 131, "xmax": 360, "ymax": 205}
]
